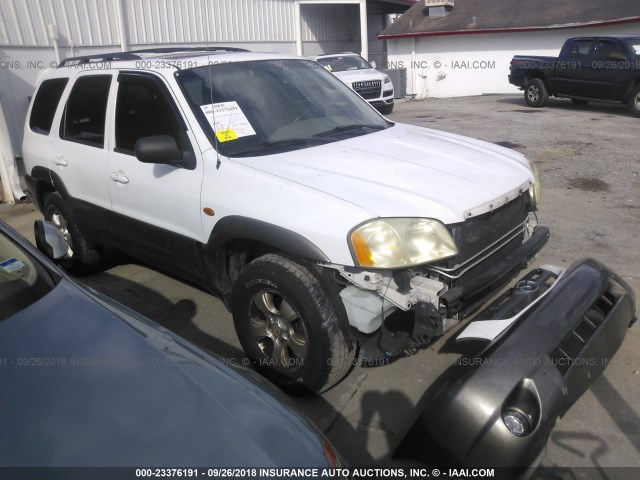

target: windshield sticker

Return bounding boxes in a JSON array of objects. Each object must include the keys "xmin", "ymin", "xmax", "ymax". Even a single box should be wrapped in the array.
[
  {"xmin": 200, "ymin": 102, "xmax": 256, "ymax": 142},
  {"xmin": 215, "ymin": 129, "xmax": 239, "ymax": 142},
  {"xmin": 0, "ymin": 257, "xmax": 25, "ymax": 273}
]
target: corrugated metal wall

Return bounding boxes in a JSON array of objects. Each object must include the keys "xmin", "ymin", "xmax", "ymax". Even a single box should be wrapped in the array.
[
  {"xmin": 0, "ymin": 0, "xmax": 381, "ymax": 48},
  {"xmin": 301, "ymin": 4, "xmax": 359, "ymax": 42},
  {"xmin": 0, "ymin": 0, "xmax": 298, "ymax": 47},
  {"xmin": 125, "ymin": 0, "xmax": 295, "ymax": 45},
  {"xmin": 0, "ymin": 0, "xmax": 120, "ymax": 47}
]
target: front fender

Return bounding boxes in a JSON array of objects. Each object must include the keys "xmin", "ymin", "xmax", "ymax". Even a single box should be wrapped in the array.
[{"xmin": 206, "ymin": 215, "xmax": 330, "ymax": 263}]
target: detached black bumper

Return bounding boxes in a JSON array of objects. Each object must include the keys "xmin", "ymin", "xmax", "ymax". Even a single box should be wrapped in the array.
[{"xmin": 396, "ymin": 259, "xmax": 636, "ymax": 476}]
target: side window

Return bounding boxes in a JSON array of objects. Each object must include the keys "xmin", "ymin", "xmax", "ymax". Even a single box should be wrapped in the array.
[
  {"xmin": 29, "ymin": 78, "xmax": 68, "ymax": 135},
  {"xmin": 60, "ymin": 75, "xmax": 111, "ymax": 148},
  {"xmin": 567, "ymin": 40, "xmax": 594, "ymax": 60},
  {"xmin": 115, "ymin": 75, "xmax": 185, "ymax": 154},
  {"xmin": 594, "ymin": 41, "xmax": 627, "ymax": 61}
]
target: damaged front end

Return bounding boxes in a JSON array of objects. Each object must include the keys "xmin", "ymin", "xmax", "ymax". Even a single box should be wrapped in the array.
[
  {"xmin": 329, "ymin": 193, "xmax": 549, "ymax": 360},
  {"xmin": 394, "ymin": 259, "xmax": 636, "ymax": 474}
]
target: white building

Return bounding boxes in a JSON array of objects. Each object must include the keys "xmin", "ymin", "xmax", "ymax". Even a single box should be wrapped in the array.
[
  {"xmin": 379, "ymin": 0, "xmax": 640, "ymax": 99},
  {"xmin": 0, "ymin": 0, "xmax": 413, "ymax": 203}
]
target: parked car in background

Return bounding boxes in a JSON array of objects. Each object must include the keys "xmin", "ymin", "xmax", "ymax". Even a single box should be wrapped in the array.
[
  {"xmin": 0, "ymin": 219, "xmax": 342, "ymax": 468},
  {"xmin": 314, "ymin": 52, "xmax": 394, "ymax": 114},
  {"xmin": 509, "ymin": 35, "xmax": 640, "ymax": 116}
]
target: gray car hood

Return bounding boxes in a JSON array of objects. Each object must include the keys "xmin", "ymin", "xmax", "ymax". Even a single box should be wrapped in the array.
[{"xmin": 0, "ymin": 280, "xmax": 327, "ymax": 467}]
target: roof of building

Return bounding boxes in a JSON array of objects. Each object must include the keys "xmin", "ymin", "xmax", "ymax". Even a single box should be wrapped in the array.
[{"xmin": 378, "ymin": 0, "xmax": 640, "ymax": 39}]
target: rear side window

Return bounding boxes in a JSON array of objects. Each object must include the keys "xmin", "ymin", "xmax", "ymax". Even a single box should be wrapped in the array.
[
  {"xmin": 567, "ymin": 40, "xmax": 593, "ymax": 60},
  {"xmin": 29, "ymin": 78, "xmax": 68, "ymax": 135},
  {"xmin": 60, "ymin": 75, "xmax": 112, "ymax": 148}
]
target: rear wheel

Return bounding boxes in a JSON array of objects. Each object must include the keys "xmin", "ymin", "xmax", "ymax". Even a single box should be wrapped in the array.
[
  {"xmin": 231, "ymin": 254, "xmax": 356, "ymax": 394},
  {"xmin": 628, "ymin": 85, "xmax": 640, "ymax": 117},
  {"xmin": 43, "ymin": 192, "xmax": 102, "ymax": 274},
  {"xmin": 524, "ymin": 78, "xmax": 549, "ymax": 108}
]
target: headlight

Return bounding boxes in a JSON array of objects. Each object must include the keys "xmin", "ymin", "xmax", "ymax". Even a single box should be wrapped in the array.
[
  {"xmin": 528, "ymin": 161, "xmax": 541, "ymax": 207},
  {"xmin": 349, "ymin": 218, "xmax": 458, "ymax": 268},
  {"xmin": 383, "ymin": 75, "xmax": 392, "ymax": 84}
]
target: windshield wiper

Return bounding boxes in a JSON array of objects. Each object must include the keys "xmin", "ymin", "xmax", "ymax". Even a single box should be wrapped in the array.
[
  {"xmin": 233, "ymin": 137, "xmax": 330, "ymax": 157},
  {"xmin": 313, "ymin": 124, "xmax": 387, "ymax": 138}
]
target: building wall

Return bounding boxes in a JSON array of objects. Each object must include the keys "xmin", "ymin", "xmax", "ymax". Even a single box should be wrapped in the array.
[{"xmin": 387, "ymin": 23, "xmax": 640, "ymax": 98}]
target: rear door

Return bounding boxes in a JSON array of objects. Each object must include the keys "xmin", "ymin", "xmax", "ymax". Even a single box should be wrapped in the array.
[
  {"xmin": 106, "ymin": 72, "xmax": 206, "ymax": 280},
  {"xmin": 554, "ymin": 38, "xmax": 595, "ymax": 98},
  {"xmin": 53, "ymin": 74, "xmax": 114, "ymax": 238}
]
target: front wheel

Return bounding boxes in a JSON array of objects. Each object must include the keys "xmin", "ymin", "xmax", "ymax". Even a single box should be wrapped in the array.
[
  {"xmin": 231, "ymin": 254, "xmax": 356, "ymax": 394},
  {"xmin": 628, "ymin": 85, "xmax": 640, "ymax": 117},
  {"xmin": 524, "ymin": 78, "xmax": 549, "ymax": 108}
]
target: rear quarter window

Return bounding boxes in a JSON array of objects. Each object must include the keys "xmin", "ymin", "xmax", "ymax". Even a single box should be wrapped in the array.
[{"xmin": 29, "ymin": 78, "xmax": 68, "ymax": 135}]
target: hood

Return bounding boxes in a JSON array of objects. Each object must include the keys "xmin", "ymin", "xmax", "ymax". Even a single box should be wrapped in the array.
[
  {"xmin": 332, "ymin": 68, "xmax": 388, "ymax": 84},
  {"xmin": 0, "ymin": 280, "xmax": 327, "ymax": 467},
  {"xmin": 233, "ymin": 123, "xmax": 534, "ymax": 224}
]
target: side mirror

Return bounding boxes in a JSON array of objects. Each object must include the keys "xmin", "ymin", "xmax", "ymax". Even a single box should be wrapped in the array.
[
  {"xmin": 370, "ymin": 61, "xmax": 377, "ymax": 69},
  {"xmin": 34, "ymin": 221, "xmax": 67, "ymax": 262},
  {"xmin": 134, "ymin": 135, "xmax": 183, "ymax": 166}
]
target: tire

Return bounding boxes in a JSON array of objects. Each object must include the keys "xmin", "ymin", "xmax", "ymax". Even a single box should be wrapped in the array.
[
  {"xmin": 43, "ymin": 192, "xmax": 102, "ymax": 274},
  {"xmin": 571, "ymin": 98, "xmax": 589, "ymax": 105},
  {"xmin": 628, "ymin": 85, "xmax": 640, "ymax": 117},
  {"xmin": 379, "ymin": 103, "xmax": 394, "ymax": 115},
  {"xmin": 231, "ymin": 253, "xmax": 356, "ymax": 395},
  {"xmin": 524, "ymin": 78, "xmax": 549, "ymax": 108}
]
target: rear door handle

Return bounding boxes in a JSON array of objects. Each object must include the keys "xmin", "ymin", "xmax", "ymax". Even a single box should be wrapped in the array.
[
  {"xmin": 53, "ymin": 156, "xmax": 68, "ymax": 167},
  {"xmin": 110, "ymin": 171, "xmax": 129, "ymax": 184}
]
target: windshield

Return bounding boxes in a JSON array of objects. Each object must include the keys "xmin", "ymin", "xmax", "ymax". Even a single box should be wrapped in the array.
[
  {"xmin": 624, "ymin": 38, "xmax": 640, "ymax": 56},
  {"xmin": 0, "ymin": 229, "xmax": 55, "ymax": 322},
  {"xmin": 176, "ymin": 59, "xmax": 389, "ymax": 157},
  {"xmin": 316, "ymin": 55, "xmax": 371, "ymax": 72}
]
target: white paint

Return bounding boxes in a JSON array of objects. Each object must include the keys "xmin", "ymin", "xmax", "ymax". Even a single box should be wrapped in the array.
[{"xmin": 386, "ymin": 23, "xmax": 640, "ymax": 98}]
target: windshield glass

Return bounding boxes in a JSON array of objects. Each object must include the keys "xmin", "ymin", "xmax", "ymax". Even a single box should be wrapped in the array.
[
  {"xmin": 316, "ymin": 55, "xmax": 372, "ymax": 72},
  {"xmin": 176, "ymin": 59, "xmax": 389, "ymax": 157},
  {"xmin": 0, "ymin": 229, "xmax": 55, "ymax": 322},
  {"xmin": 625, "ymin": 38, "xmax": 640, "ymax": 56}
]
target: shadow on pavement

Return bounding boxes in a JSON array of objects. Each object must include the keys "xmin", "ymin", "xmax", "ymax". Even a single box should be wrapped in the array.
[{"xmin": 80, "ymin": 271, "xmax": 245, "ymax": 361}]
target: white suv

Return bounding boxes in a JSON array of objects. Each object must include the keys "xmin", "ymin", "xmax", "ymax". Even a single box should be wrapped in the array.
[
  {"xmin": 314, "ymin": 53, "xmax": 394, "ymax": 114},
  {"xmin": 23, "ymin": 48, "xmax": 546, "ymax": 394}
]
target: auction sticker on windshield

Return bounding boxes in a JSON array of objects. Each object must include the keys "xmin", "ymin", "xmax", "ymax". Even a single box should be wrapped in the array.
[{"xmin": 200, "ymin": 101, "xmax": 256, "ymax": 142}]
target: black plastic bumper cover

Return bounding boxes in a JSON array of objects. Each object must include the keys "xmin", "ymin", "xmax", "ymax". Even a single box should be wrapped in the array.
[{"xmin": 396, "ymin": 259, "xmax": 636, "ymax": 474}]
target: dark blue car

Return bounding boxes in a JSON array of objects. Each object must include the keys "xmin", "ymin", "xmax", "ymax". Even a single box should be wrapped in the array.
[{"xmin": 0, "ymin": 220, "xmax": 342, "ymax": 471}]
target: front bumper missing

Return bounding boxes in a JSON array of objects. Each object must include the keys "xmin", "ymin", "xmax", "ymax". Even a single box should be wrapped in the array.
[
  {"xmin": 394, "ymin": 259, "xmax": 636, "ymax": 474},
  {"xmin": 357, "ymin": 225, "xmax": 549, "ymax": 361}
]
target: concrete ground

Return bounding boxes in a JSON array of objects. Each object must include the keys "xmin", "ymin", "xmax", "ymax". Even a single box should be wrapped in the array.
[{"xmin": 2, "ymin": 95, "xmax": 639, "ymax": 476}]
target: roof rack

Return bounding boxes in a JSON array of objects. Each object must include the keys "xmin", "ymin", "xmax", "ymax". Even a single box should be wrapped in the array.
[
  {"xmin": 57, "ymin": 52, "xmax": 141, "ymax": 67},
  {"xmin": 129, "ymin": 46, "xmax": 250, "ymax": 54},
  {"xmin": 57, "ymin": 46, "xmax": 250, "ymax": 68}
]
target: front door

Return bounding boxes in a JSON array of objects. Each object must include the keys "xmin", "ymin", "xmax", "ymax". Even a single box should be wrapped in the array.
[{"xmin": 106, "ymin": 72, "xmax": 206, "ymax": 280}]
